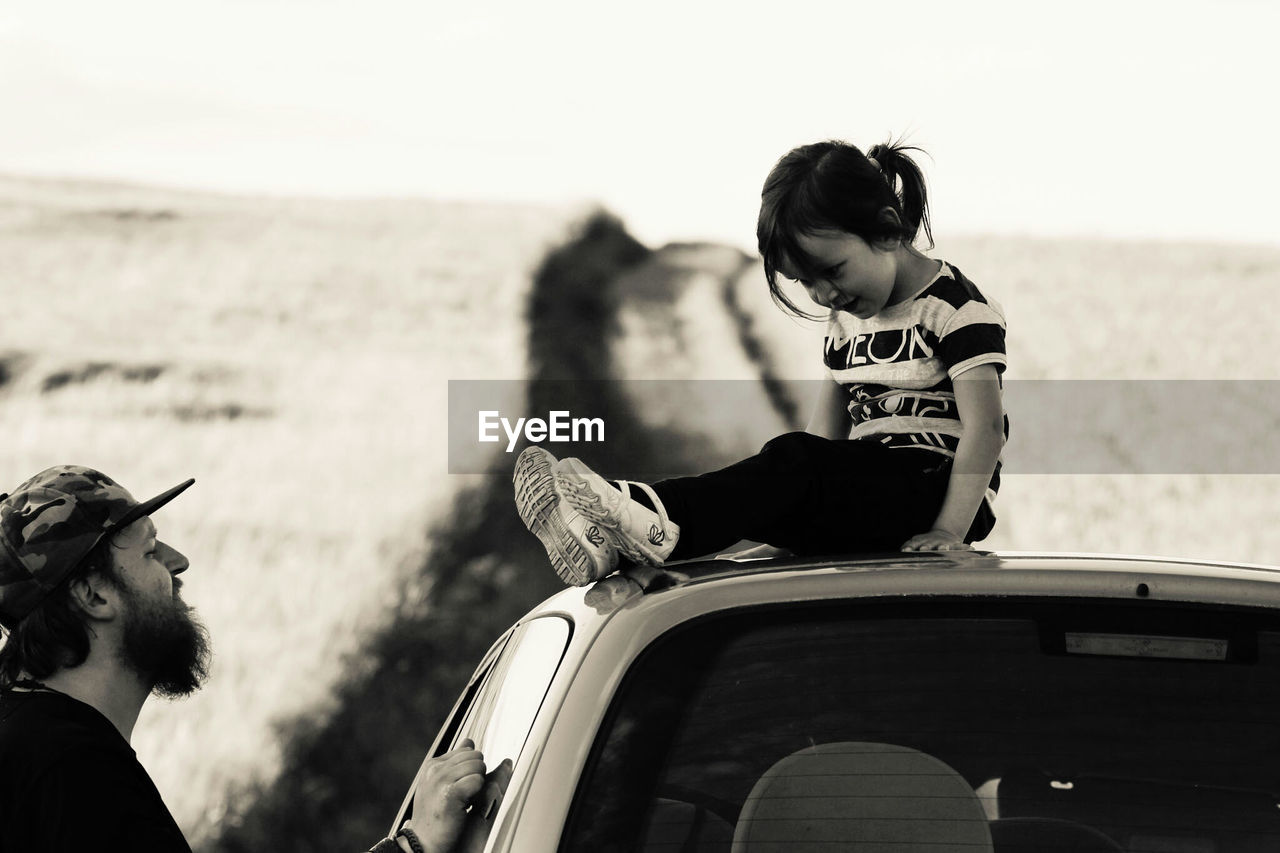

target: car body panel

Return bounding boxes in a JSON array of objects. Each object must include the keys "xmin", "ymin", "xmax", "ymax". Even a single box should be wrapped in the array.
[{"xmin": 396, "ymin": 551, "xmax": 1280, "ymax": 852}]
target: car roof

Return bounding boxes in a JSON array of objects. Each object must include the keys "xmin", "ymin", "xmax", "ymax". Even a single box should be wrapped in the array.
[{"xmin": 519, "ymin": 550, "xmax": 1280, "ymax": 633}]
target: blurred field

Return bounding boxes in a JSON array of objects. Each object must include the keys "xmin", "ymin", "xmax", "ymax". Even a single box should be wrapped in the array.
[
  {"xmin": 4, "ymin": 173, "xmax": 1280, "ymax": 845},
  {"xmin": 0, "ymin": 175, "xmax": 577, "ymax": 841},
  {"xmin": 941, "ymin": 234, "xmax": 1280, "ymax": 563}
]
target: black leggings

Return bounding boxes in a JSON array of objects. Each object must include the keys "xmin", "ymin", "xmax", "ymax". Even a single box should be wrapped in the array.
[{"xmin": 649, "ymin": 432, "xmax": 996, "ymax": 561}]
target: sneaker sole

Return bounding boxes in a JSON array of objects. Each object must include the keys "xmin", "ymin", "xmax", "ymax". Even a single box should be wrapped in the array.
[{"xmin": 514, "ymin": 447, "xmax": 609, "ymax": 586}]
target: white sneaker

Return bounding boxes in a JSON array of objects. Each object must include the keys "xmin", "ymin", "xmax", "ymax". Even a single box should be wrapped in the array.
[
  {"xmin": 555, "ymin": 457, "xmax": 679, "ymax": 567},
  {"xmin": 514, "ymin": 447, "xmax": 681, "ymax": 585},
  {"xmin": 514, "ymin": 446, "xmax": 620, "ymax": 586}
]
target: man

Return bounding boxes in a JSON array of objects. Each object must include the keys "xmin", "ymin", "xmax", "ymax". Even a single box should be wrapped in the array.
[{"xmin": 0, "ymin": 465, "xmax": 507, "ymax": 852}]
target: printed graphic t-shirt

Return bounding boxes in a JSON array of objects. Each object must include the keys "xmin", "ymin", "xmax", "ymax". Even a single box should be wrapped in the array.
[
  {"xmin": 0, "ymin": 689, "xmax": 192, "ymax": 852},
  {"xmin": 823, "ymin": 261, "xmax": 1008, "ymax": 500}
]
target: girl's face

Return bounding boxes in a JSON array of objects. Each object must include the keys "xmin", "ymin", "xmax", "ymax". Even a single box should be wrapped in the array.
[{"xmin": 779, "ymin": 230, "xmax": 902, "ymax": 319}]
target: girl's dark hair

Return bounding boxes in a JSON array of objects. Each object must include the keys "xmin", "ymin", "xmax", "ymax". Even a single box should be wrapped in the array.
[
  {"xmin": 756, "ymin": 138, "xmax": 933, "ymax": 318},
  {"xmin": 0, "ymin": 540, "xmax": 115, "ymax": 691}
]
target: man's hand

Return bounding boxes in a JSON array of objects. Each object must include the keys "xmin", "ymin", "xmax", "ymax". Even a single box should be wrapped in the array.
[
  {"xmin": 900, "ymin": 529, "xmax": 972, "ymax": 552},
  {"xmin": 405, "ymin": 739, "xmax": 513, "ymax": 853},
  {"xmin": 456, "ymin": 755, "xmax": 513, "ymax": 853}
]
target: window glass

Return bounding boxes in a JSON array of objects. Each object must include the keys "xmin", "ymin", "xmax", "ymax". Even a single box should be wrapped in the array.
[
  {"xmin": 561, "ymin": 601, "xmax": 1280, "ymax": 853},
  {"xmin": 453, "ymin": 616, "xmax": 571, "ymax": 769},
  {"xmin": 434, "ymin": 633, "xmax": 513, "ymax": 757}
]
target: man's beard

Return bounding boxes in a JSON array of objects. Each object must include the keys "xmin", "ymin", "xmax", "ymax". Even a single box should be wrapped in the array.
[{"xmin": 118, "ymin": 582, "xmax": 212, "ymax": 699}]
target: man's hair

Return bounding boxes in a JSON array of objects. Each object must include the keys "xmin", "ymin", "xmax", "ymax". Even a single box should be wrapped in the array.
[{"xmin": 0, "ymin": 538, "xmax": 116, "ymax": 690}]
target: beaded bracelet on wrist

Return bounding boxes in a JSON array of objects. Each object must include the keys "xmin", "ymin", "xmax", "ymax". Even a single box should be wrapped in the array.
[{"xmin": 396, "ymin": 826, "xmax": 427, "ymax": 853}]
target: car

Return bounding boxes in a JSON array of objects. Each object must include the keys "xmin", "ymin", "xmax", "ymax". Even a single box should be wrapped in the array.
[{"xmin": 389, "ymin": 550, "xmax": 1280, "ymax": 853}]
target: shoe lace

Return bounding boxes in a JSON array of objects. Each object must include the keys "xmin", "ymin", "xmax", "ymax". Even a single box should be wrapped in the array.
[{"xmin": 558, "ymin": 476, "xmax": 612, "ymax": 517}]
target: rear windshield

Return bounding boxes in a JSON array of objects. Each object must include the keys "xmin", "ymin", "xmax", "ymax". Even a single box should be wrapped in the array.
[{"xmin": 561, "ymin": 599, "xmax": 1280, "ymax": 853}]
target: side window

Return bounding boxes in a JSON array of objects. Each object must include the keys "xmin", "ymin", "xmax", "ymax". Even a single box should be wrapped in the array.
[
  {"xmin": 432, "ymin": 631, "xmax": 514, "ymax": 756},
  {"xmin": 451, "ymin": 616, "xmax": 572, "ymax": 769},
  {"xmin": 395, "ymin": 617, "xmax": 572, "ymax": 833}
]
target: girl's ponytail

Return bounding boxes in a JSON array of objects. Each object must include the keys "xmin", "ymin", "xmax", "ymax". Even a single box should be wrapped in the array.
[{"xmin": 866, "ymin": 139, "xmax": 933, "ymax": 249}]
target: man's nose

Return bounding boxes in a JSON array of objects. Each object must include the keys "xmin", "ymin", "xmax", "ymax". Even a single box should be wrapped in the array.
[{"xmin": 156, "ymin": 541, "xmax": 190, "ymax": 575}]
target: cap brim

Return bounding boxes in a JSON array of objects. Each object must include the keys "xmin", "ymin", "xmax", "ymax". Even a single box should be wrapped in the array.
[{"xmin": 108, "ymin": 478, "xmax": 196, "ymax": 533}]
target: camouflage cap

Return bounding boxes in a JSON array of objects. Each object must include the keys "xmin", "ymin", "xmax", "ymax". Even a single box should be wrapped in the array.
[{"xmin": 0, "ymin": 466, "xmax": 194, "ymax": 630}]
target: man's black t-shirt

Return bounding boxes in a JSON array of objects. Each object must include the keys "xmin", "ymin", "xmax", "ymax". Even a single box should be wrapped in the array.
[{"xmin": 0, "ymin": 688, "xmax": 191, "ymax": 852}]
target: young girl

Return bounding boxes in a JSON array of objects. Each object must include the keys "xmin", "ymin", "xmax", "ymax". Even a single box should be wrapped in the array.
[{"xmin": 514, "ymin": 139, "xmax": 1008, "ymax": 586}]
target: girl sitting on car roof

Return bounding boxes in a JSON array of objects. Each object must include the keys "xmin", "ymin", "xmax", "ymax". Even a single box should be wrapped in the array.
[{"xmin": 515, "ymin": 138, "xmax": 1008, "ymax": 586}]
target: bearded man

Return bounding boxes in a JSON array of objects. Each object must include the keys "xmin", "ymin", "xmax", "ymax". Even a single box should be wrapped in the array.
[{"xmin": 0, "ymin": 466, "xmax": 505, "ymax": 853}]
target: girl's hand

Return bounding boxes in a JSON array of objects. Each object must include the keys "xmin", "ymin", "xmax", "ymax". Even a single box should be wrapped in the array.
[
  {"xmin": 723, "ymin": 543, "xmax": 792, "ymax": 560},
  {"xmin": 901, "ymin": 529, "xmax": 973, "ymax": 552}
]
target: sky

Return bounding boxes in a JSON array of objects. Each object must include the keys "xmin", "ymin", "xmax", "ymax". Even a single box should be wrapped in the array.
[{"xmin": 2, "ymin": 0, "xmax": 1277, "ymax": 248}]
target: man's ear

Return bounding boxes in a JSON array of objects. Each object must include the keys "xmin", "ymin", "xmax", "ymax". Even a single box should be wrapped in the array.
[{"xmin": 67, "ymin": 573, "xmax": 119, "ymax": 622}]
